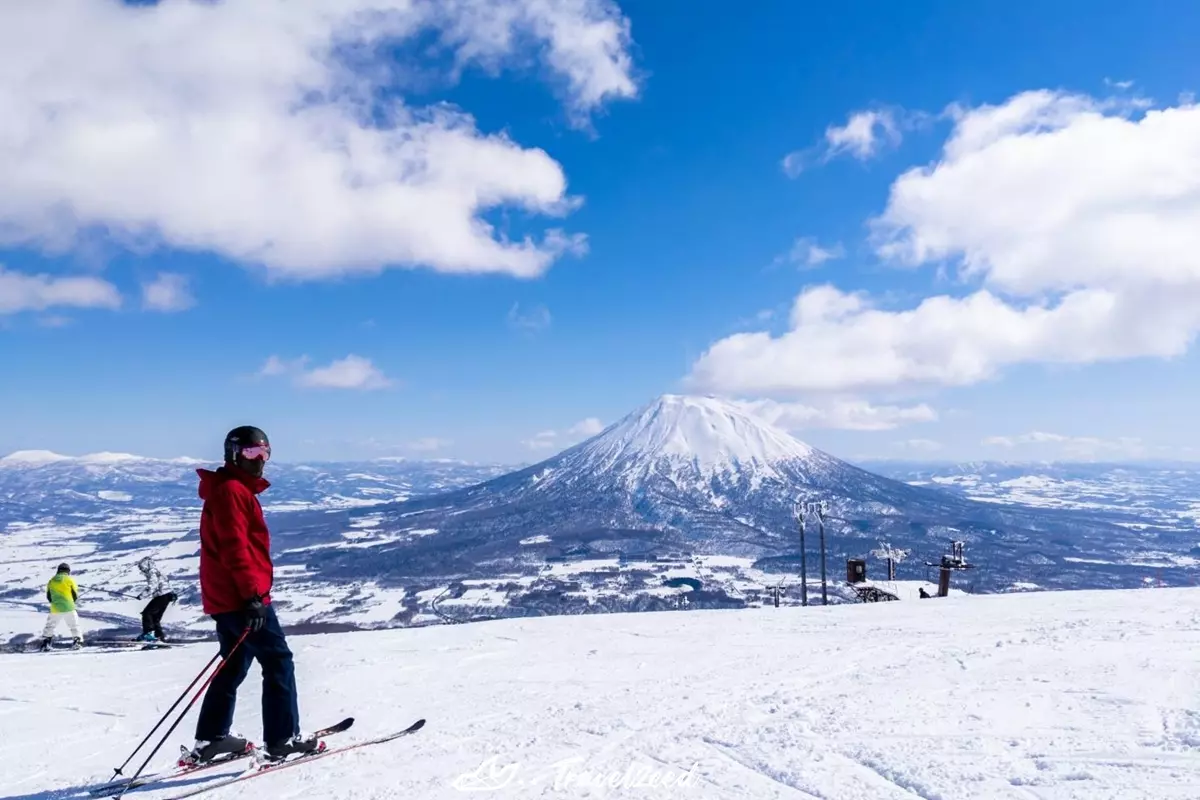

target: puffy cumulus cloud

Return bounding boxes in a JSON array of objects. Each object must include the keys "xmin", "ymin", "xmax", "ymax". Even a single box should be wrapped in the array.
[
  {"xmin": 140, "ymin": 273, "xmax": 194, "ymax": 312},
  {"xmin": 298, "ymin": 355, "xmax": 393, "ymax": 390},
  {"xmin": 568, "ymin": 417, "xmax": 605, "ymax": 436},
  {"xmin": 0, "ymin": 266, "xmax": 121, "ymax": 315},
  {"xmin": 736, "ymin": 398, "xmax": 937, "ymax": 432},
  {"xmin": 0, "ymin": 0, "xmax": 637, "ymax": 281},
  {"xmin": 782, "ymin": 108, "xmax": 913, "ymax": 177},
  {"xmin": 697, "ymin": 90, "xmax": 1200, "ymax": 396},
  {"xmin": 825, "ymin": 109, "xmax": 902, "ymax": 160},
  {"xmin": 259, "ymin": 354, "xmax": 393, "ymax": 390}
]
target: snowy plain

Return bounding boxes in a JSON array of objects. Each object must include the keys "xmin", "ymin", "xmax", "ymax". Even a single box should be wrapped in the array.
[{"xmin": 2, "ymin": 587, "xmax": 1199, "ymax": 800}]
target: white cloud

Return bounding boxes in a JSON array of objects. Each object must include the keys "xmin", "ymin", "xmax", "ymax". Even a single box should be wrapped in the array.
[
  {"xmin": 260, "ymin": 354, "xmax": 392, "ymax": 390},
  {"xmin": 892, "ymin": 438, "xmax": 943, "ymax": 453},
  {"xmin": 825, "ymin": 110, "xmax": 901, "ymax": 160},
  {"xmin": 522, "ymin": 430, "xmax": 561, "ymax": 450},
  {"xmin": 507, "ymin": 302, "xmax": 552, "ymax": 331},
  {"xmin": 259, "ymin": 355, "xmax": 308, "ymax": 377},
  {"xmin": 0, "ymin": 1, "xmax": 637, "ymax": 281},
  {"xmin": 699, "ymin": 90, "xmax": 1200, "ymax": 395},
  {"xmin": 568, "ymin": 417, "xmax": 605, "ymax": 436},
  {"xmin": 782, "ymin": 108, "xmax": 908, "ymax": 177},
  {"xmin": 297, "ymin": 355, "xmax": 393, "ymax": 390},
  {"xmin": 0, "ymin": 266, "xmax": 121, "ymax": 315},
  {"xmin": 141, "ymin": 272, "xmax": 194, "ymax": 312},
  {"xmin": 982, "ymin": 431, "xmax": 1147, "ymax": 459},
  {"xmin": 780, "ymin": 151, "xmax": 807, "ymax": 179},
  {"xmin": 737, "ymin": 398, "xmax": 937, "ymax": 432},
  {"xmin": 407, "ymin": 437, "xmax": 452, "ymax": 453},
  {"xmin": 522, "ymin": 416, "xmax": 605, "ymax": 450},
  {"xmin": 779, "ymin": 237, "xmax": 845, "ymax": 269}
]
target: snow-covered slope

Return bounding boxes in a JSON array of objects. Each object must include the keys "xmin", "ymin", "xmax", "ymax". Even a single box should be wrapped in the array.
[{"xmin": 2, "ymin": 587, "xmax": 1199, "ymax": 799}]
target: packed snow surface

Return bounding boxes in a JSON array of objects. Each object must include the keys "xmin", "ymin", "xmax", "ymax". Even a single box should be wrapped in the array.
[{"xmin": 2, "ymin": 587, "xmax": 1199, "ymax": 799}]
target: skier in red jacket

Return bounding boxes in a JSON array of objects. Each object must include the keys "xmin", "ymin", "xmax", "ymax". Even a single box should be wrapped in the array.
[{"xmin": 188, "ymin": 426, "xmax": 320, "ymax": 764}]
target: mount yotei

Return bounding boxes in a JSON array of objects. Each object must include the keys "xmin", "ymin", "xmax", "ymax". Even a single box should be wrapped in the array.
[{"xmin": 289, "ymin": 396, "xmax": 1186, "ymax": 620}]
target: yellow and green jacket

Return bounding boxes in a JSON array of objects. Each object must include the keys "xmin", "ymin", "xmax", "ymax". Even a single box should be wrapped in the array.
[{"xmin": 46, "ymin": 573, "xmax": 78, "ymax": 613}]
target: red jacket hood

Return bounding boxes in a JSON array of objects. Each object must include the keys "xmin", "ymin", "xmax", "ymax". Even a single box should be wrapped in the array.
[{"xmin": 197, "ymin": 465, "xmax": 270, "ymax": 499}]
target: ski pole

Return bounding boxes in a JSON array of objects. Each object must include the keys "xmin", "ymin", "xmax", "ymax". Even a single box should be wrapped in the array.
[
  {"xmin": 107, "ymin": 649, "xmax": 223, "ymax": 783},
  {"xmin": 115, "ymin": 627, "xmax": 252, "ymax": 800},
  {"xmin": 78, "ymin": 584, "xmax": 142, "ymax": 600}
]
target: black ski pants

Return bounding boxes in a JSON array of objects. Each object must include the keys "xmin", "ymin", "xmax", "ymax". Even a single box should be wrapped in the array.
[
  {"xmin": 194, "ymin": 604, "xmax": 300, "ymax": 749},
  {"xmin": 141, "ymin": 594, "xmax": 173, "ymax": 638}
]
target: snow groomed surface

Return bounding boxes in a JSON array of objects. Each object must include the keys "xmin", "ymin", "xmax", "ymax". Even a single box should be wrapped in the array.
[{"xmin": 2, "ymin": 586, "xmax": 1198, "ymax": 799}]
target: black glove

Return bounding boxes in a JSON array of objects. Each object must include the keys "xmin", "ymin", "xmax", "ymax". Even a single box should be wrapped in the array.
[{"xmin": 243, "ymin": 596, "xmax": 266, "ymax": 633}]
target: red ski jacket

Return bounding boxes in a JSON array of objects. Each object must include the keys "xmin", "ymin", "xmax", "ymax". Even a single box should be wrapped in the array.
[{"xmin": 197, "ymin": 465, "xmax": 273, "ymax": 615}]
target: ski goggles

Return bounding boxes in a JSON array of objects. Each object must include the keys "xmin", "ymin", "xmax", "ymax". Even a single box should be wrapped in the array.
[{"xmin": 237, "ymin": 444, "xmax": 271, "ymax": 461}]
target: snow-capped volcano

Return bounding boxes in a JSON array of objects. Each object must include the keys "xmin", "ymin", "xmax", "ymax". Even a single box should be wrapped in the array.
[
  {"xmin": 297, "ymin": 394, "xmax": 1142, "ymax": 599},
  {"xmin": 513, "ymin": 393, "xmax": 893, "ymax": 502},
  {"xmin": 568, "ymin": 394, "xmax": 814, "ymax": 484}
]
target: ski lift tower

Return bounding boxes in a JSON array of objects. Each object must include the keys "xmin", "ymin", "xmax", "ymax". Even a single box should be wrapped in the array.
[
  {"xmin": 793, "ymin": 497, "xmax": 808, "ymax": 606},
  {"xmin": 925, "ymin": 540, "xmax": 975, "ymax": 597},
  {"xmin": 796, "ymin": 498, "xmax": 830, "ymax": 606}
]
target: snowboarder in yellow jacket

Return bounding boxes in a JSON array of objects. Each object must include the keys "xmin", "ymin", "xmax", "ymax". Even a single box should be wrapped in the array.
[{"xmin": 40, "ymin": 563, "xmax": 82, "ymax": 651}]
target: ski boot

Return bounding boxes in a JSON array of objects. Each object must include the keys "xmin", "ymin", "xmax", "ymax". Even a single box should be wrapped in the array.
[
  {"xmin": 135, "ymin": 632, "xmax": 157, "ymax": 642},
  {"xmin": 38, "ymin": 637, "xmax": 52, "ymax": 652},
  {"xmin": 182, "ymin": 733, "xmax": 253, "ymax": 767},
  {"xmin": 263, "ymin": 732, "xmax": 322, "ymax": 763},
  {"xmin": 71, "ymin": 637, "xmax": 83, "ymax": 650}
]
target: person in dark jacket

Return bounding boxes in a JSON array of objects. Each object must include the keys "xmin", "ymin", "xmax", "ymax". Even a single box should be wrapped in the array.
[
  {"xmin": 136, "ymin": 556, "xmax": 176, "ymax": 641},
  {"xmin": 188, "ymin": 426, "xmax": 320, "ymax": 765}
]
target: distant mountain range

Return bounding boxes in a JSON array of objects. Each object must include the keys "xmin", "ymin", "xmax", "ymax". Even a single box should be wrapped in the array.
[
  {"xmin": 2, "ymin": 395, "xmax": 1198, "ymax": 634},
  {"xmin": 0, "ymin": 450, "xmax": 511, "ymax": 523}
]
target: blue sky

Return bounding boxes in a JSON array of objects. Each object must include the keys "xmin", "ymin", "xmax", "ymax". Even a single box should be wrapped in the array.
[{"xmin": 2, "ymin": 0, "xmax": 1200, "ymax": 464}]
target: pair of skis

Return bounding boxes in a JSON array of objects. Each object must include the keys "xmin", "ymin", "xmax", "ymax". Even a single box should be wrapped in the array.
[
  {"xmin": 89, "ymin": 716, "xmax": 425, "ymax": 799},
  {"xmin": 88, "ymin": 718, "xmax": 358, "ymax": 797},
  {"xmin": 17, "ymin": 639, "xmax": 176, "ymax": 654}
]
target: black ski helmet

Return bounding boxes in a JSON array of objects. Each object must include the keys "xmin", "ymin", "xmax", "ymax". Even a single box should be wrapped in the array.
[
  {"xmin": 57, "ymin": 563, "xmax": 70, "ymax": 573},
  {"xmin": 224, "ymin": 425, "xmax": 270, "ymax": 463}
]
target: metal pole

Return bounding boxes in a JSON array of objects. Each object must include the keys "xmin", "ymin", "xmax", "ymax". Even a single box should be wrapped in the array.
[
  {"xmin": 818, "ymin": 503, "xmax": 828, "ymax": 606},
  {"xmin": 107, "ymin": 649, "xmax": 223, "ymax": 784},
  {"xmin": 115, "ymin": 627, "xmax": 252, "ymax": 799},
  {"xmin": 796, "ymin": 501, "xmax": 808, "ymax": 607}
]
